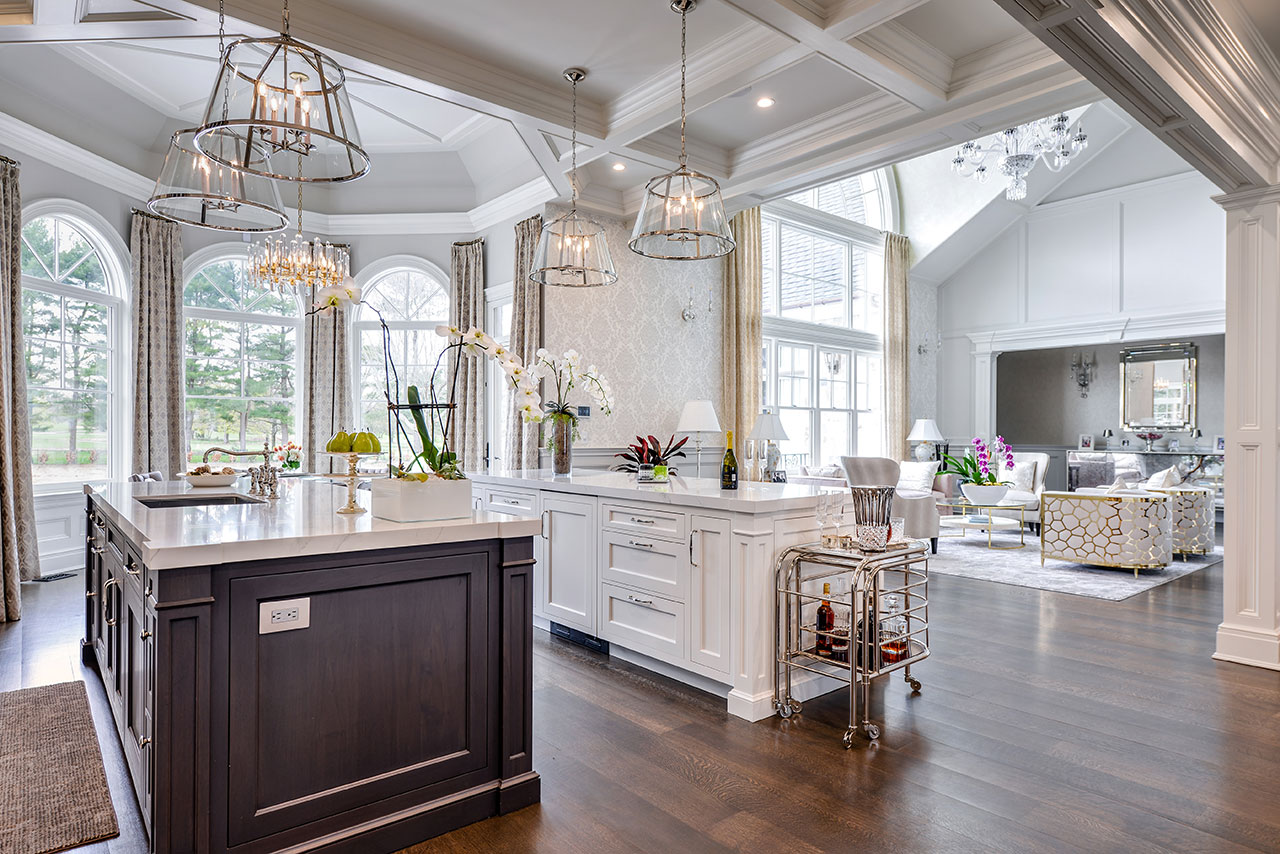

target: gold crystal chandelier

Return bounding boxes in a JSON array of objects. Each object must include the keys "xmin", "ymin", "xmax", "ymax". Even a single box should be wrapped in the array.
[{"xmin": 248, "ymin": 173, "xmax": 349, "ymax": 293}]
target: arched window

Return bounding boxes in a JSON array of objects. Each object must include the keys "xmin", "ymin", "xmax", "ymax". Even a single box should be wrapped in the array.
[
  {"xmin": 21, "ymin": 203, "xmax": 127, "ymax": 487},
  {"xmin": 182, "ymin": 248, "xmax": 302, "ymax": 463},
  {"xmin": 352, "ymin": 258, "xmax": 450, "ymax": 450}
]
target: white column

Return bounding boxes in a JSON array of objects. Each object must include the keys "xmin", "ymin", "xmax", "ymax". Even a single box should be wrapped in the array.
[
  {"xmin": 1214, "ymin": 187, "xmax": 1280, "ymax": 670},
  {"xmin": 969, "ymin": 333, "xmax": 998, "ymax": 440}
]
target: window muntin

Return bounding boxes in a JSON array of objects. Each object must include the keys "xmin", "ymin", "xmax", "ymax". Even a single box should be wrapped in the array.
[
  {"xmin": 21, "ymin": 213, "xmax": 122, "ymax": 487},
  {"xmin": 786, "ymin": 172, "xmax": 886, "ymax": 230},
  {"xmin": 183, "ymin": 255, "xmax": 301, "ymax": 463}
]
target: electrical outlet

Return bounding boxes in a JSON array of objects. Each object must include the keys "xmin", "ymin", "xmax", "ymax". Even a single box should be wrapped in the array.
[
  {"xmin": 259, "ymin": 597, "xmax": 310, "ymax": 634},
  {"xmin": 577, "ymin": 405, "xmax": 591, "ymax": 417}
]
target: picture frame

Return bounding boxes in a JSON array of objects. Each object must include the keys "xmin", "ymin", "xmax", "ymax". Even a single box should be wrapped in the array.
[
  {"xmin": 1213, "ymin": 434, "xmax": 1226, "ymax": 452},
  {"xmin": 1167, "ymin": 438, "xmax": 1180, "ymax": 452},
  {"xmin": 1078, "ymin": 434, "xmax": 1094, "ymax": 450}
]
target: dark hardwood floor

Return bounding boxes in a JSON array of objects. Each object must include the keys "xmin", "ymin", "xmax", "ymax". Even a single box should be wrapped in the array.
[{"xmin": 5, "ymin": 551, "xmax": 1279, "ymax": 853}]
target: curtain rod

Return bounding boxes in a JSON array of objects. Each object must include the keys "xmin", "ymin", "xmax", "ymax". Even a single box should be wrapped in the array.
[
  {"xmin": 130, "ymin": 207, "xmax": 174, "ymax": 223},
  {"xmin": 0, "ymin": 154, "xmax": 19, "ymax": 167},
  {"xmin": 453, "ymin": 237, "xmax": 484, "ymax": 247}
]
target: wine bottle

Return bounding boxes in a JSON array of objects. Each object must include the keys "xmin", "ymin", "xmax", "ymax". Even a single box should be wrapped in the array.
[
  {"xmin": 720, "ymin": 430, "xmax": 739, "ymax": 490},
  {"xmin": 816, "ymin": 582, "xmax": 835, "ymax": 657}
]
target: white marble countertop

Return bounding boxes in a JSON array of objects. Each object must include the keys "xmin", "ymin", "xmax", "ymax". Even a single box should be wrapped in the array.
[
  {"xmin": 467, "ymin": 469, "xmax": 844, "ymax": 513},
  {"xmin": 88, "ymin": 478, "xmax": 541, "ymax": 570}
]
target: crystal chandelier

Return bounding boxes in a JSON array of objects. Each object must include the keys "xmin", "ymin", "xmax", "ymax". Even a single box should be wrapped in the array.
[
  {"xmin": 529, "ymin": 68, "xmax": 617, "ymax": 288},
  {"xmin": 629, "ymin": 0, "xmax": 735, "ymax": 261},
  {"xmin": 146, "ymin": 0, "xmax": 287, "ymax": 232},
  {"xmin": 194, "ymin": 0, "xmax": 369, "ymax": 183},
  {"xmin": 249, "ymin": 177, "xmax": 349, "ymax": 293},
  {"xmin": 951, "ymin": 113, "xmax": 1088, "ymax": 201}
]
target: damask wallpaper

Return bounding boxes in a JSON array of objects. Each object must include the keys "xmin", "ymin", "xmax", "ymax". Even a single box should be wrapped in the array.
[
  {"xmin": 909, "ymin": 275, "xmax": 938, "ymax": 424},
  {"xmin": 542, "ymin": 204, "xmax": 725, "ymax": 450}
]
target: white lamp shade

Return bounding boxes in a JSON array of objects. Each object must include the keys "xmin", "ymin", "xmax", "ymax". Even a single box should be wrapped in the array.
[
  {"xmin": 747, "ymin": 411, "xmax": 788, "ymax": 442},
  {"xmin": 906, "ymin": 418, "xmax": 945, "ymax": 443},
  {"xmin": 676, "ymin": 399, "xmax": 721, "ymax": 434}
]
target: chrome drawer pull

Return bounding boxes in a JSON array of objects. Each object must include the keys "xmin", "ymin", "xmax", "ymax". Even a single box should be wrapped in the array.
[
  {"xmin": 140, "ymin": 630, "xmax": 152, "ymax": 640},
  {"xmin": 125, "ymin": 558, "xmax": 140, "ymax": 577},
  {"xmin": 138, "ymin": 736, "xmax": 151, "ymax": 749},
  {"xmin": 626, "ymin": 595, "xmax": 654, "ymax": 606},
  {"xmin": 630, "ymin": 517, "xmax": 655, "ymax": 524},
  {"xmin": 93, "ymin": 514, "xmax": 106, "ymax": 530},
  {"xmin": 628, "ymin": 540, "xmax": 653, "ymax": 549},
  {"xmin": 503, "ymin": 498, "xmax": 522, "ymax": 505}
]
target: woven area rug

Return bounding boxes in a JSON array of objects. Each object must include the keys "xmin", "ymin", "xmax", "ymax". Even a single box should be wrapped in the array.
[
  {"xmin": 0, "ymin": 681, "xmax": 119, "ymax": 854},
  {"xmin": 929, "ymin": 531, "xmax": 1222, "ymax": 600}
]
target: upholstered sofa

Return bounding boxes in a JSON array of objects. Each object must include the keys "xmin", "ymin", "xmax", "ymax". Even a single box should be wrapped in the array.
[
  {"xmin": 838, "ymin": 457, "xmax": 953, "ymax": 553},
  {"xmin": 1040, "ymin": 490, "xmax": 1173, "ymax": 575}
]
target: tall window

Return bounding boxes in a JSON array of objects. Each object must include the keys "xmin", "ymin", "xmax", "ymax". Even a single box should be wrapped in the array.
[
  {"xmin": 353, "ymin": 262, "xmax": 450, "ymax": 452},
  {"xmin": 762, "ymin": 170, "xmax": 891, "ymax": 471},
  {"xmin": 21, "ymin": 210, "xmax": 125, "ymax": 487},
  {"xmin": 183, "ymin": 253, "xmax": 301, "ymax": 462}
]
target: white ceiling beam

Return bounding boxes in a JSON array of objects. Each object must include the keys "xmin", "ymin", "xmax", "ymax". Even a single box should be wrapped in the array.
[
  {"xmin": 716, "ymin": 0, "xmax": 946, "ymax": 109},
  {"xmin": 513, "ymin": 124, "xmax": 573, "ymax": 201},
  {"xmin": 822, "ymin": 0, "xmax": 932, "ymax": 41}
]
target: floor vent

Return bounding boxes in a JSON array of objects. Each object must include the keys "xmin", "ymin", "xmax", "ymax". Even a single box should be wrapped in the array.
[{"xmin": 549, "ymin": 622, "xmax": 609, "ymax": 655}]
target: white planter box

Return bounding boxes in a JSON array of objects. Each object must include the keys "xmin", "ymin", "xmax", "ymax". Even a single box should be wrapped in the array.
[{"xmin": 371, "ymin": 477, "xmax": 473, "ymax": 522}]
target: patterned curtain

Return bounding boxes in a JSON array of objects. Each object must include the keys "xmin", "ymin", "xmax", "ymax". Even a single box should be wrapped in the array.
[
  {"xmin": 506, "ymin": 215, "xmax": 542, "ymax": 471},
  {"xmin": 1, "ymin": 155, "xmax": 39, "ymax": 614},
  {"xmin": 130, "ymin": 210, "xmax": 186, "ymax": 478},
  {"xmin": 884, "ymin": 232, "xmax": 911, "ymax": 462},
  {"xmin": 721, "ymin": 207, "xmax": 762, "ymax": 468},
  {"xmin": 448, "ymin": 239, "xmax": 485, "ymax": 470},
  {"xmin": 303, "ymin": 297, "xmax": 350, "ymax": 474}
]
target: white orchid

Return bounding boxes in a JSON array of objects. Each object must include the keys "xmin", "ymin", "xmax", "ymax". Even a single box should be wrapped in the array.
[
  {"xmin": 462, "ymin": 326, "xmax": 496, "ymax": 356},
  {"xmin": 518, "ymin": 401, "xmax": 543, "ymax": 423},
  {"xmin": 435, "ymin": 324, "xmax": 463, "ymax": 342}
]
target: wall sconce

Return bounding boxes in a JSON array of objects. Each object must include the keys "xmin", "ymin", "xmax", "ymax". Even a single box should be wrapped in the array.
[
  {"xmin": 916, "ymin": 333, "xmax": 943, "ymax": 355},
  {"xmin": 1070, "ymin": 350, "xmax": 1096, "ymax": 397}
]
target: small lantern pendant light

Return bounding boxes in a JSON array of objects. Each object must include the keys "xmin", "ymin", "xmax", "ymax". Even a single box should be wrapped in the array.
[
  {"xmin": 529, "ymin": 68, "xmax": 618, "ymax": 287},
  {"xmin": 629, "ymin": 0, "xmax": 735, "ymax": 261},
  {"xmin": 147, "ymin": 0, "xmax": 287, "ymax": 232}
]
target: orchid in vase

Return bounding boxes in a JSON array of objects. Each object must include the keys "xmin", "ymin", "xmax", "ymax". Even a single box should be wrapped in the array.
[{"xmin": 941, "ymin": 436, "xmax": 1015, "ymax": 505}]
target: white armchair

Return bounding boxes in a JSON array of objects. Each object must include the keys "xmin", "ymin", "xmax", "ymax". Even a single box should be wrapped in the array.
[{"xmin": 990, "ymin": 451, "xmax": 1051, "ymax": 532}]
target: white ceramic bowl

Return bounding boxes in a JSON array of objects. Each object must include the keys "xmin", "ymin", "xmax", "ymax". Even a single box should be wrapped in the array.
[
  {"xmin": 180, "ymin": 473, "xmax": 240, "ymax": 488},
  {"xmin": 960, "ymin": 483, "xmax": 1010, "ymax": 506}
]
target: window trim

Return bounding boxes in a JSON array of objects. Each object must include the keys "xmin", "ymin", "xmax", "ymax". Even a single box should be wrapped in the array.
[
  {"xmin": 21, "ymin": 199, "xmax": 130, "ymax": 493},
  {"xmin": 182, "ymin": 243, "xmax": 306, "ymax": 460}
]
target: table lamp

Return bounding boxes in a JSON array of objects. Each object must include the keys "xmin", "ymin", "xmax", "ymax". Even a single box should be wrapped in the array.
[
  {"xmin": 676, "ymin": 399, "xmax": 721, "ymax": 477},
  {"xmin": 906, "ymin": 418, "xmax": 945, "ymax": 462},
  {"xmin": 1102, "ymin": 428, "xmax": 1114, "ymax": 449},
  {"xmin": 748, "ymin": 410, "xmax": 789, "ymax": 482}
]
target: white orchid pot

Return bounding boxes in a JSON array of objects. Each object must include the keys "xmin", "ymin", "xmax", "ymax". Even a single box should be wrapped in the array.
[
  {"xmin": 960, "ymin": 483, "xmax": 1010, "ymax": 505},
  {"xmin": 371, "ymin": 477, "xmax": 473, "ymax": 522}
]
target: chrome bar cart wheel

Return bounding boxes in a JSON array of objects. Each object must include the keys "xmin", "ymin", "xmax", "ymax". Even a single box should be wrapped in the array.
[
  {"xmin": 842, "ymin": 728, "xmax": 856, "ymax": 749},
  {"xmin": 777, "ymin": 702, "xmax": 794, "ymax": 719},
  {"xmin": 864, "ymin": 722, "xmax": 880, "ymax": 741}
]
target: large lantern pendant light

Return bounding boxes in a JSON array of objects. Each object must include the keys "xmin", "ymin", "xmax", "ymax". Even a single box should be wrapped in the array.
[
  {"xmin": 147, "ymin": 0, "xmax": 287, "ymax": 232},
  {"xmin": 194, "ymin": 0, "xmax": 369, "ymax": 183},
  {"xmin": 529, "ymin": 68, "xmax": 617, "ymax": 288},
  {"xmin": 629, "ymin": 0, "xmax": 735, "ymax": 261}
]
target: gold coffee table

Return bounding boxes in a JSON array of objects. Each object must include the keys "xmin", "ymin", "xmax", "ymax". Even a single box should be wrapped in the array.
[{"xmin": 937, "ymin": 498, "xmax": 1030, "ymax": 550}]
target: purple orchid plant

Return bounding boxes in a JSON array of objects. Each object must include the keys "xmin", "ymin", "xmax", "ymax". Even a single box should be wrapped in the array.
[{"xmin": 940, "ymin": 435, "xmax": 1015, "ymax": 486}]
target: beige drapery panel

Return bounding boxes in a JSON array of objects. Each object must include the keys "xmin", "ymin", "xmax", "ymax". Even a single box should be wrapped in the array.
[
  {"xmin": 304, "ymin": 299, "xmax": 350, "ymax": 474},
  {"xmin": 505, "ymin": 215, "xmax": 542, "ymax": 471},
  {"xmin": 1, "ymin": 155, "xmax": 39, "ymax": 615},
  {"xmin": 130, "ymin": 210, "xmax": 186, "ymax": 479},
  {"xmin": 721, "ymin": 208, "xmax": 762, "ymax": 463},
  {"xmin": 883, "ymin": 232, "xmax": 910, "ymax": 462},
  {"xmin": 449, "ymin": 238, "xmax": 485, "ymax": 471}
]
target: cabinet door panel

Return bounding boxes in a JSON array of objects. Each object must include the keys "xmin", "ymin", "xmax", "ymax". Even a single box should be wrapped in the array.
[
  {"xmin": 540, "ymin": 494, "xmax": 597, "ymax": 634},
  {"xmin": 599, "ymin": 583, "xmax": 685, "ymax": 664},
  {"xmin": 689, "ymin": 515, "xmax": 732, "ymax": 674}
]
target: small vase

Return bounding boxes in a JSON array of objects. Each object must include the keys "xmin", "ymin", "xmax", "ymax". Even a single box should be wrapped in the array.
[{"xmin": 551, "ymin": 416, "xmax": 573, "ymax": 475}]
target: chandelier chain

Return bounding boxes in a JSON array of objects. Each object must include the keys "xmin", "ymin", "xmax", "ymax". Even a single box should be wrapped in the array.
[
  {"xmin": 297, "ymin": 153, "xmax": 304, "ymax": 234},
  {"xmin": 282, "ymin": 0, "xmax": 290, "ymax": 36},
  {"xmin": 217, "ymin": 0, "xmax": 225, "ymax": 55},
  {"xmin": 679, "ymin": 5, "xmax": 687, "ymax": 166},
  {"xmin": 570, "ymin": 73, "xmax": 578, "ymax": 205}
]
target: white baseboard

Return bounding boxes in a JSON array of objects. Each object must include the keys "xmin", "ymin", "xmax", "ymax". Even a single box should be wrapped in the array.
[{"xmin": 1214, "ymin": 623, "xmax": 1280, "ymax": 670}]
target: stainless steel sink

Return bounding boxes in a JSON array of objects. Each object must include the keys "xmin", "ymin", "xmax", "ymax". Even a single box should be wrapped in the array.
[{"xmin": 135, "ymin": 494, "xmax": 266, "ymax": 509}]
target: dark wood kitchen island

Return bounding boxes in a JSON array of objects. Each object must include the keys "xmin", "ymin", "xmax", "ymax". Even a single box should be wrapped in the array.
[{"xmin": 83, "ymin": 478, "xmax": 540, "ymax": 854}]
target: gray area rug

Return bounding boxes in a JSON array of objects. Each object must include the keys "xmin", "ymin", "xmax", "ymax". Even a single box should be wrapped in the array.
[
  {"xmin": 929, "ymin": 531, "xmax": 1222, "ymax": 600},
  {"xmin": 0, "ymin": 681, "xmax": 119, "ymax": 854}
]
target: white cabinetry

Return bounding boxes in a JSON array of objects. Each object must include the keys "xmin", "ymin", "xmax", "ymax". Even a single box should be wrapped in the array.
[
  {"xmin": 688, "ymin": 514, "xmax": 731, "ymax": 675},
  {"xmin": 539, "ymin": 493, "xmax": 598, "ymax": 634}
]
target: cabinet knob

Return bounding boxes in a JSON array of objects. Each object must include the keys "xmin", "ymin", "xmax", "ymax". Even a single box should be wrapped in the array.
[
  {"xmin": 140, "ymin": 630, "xmax": 152, "ymax": 640},
  {"xmin": 138, "ymin": 736, "xmax": 151, "ymax": 749}
]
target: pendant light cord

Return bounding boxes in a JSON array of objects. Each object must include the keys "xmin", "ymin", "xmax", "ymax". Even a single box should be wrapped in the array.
[
  {"xmin": 679, "ymin": 5, "xmax": 688, "ymax": 167},
  {"xmin": 570, "ymin": 73, "xmax": 578, "ymax": 209}
]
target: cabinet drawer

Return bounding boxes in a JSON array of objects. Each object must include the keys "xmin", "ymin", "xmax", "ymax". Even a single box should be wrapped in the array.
[
  {"xmin": 599, "ymin": 582, "xmax": 685, "ymax": 664},
  {"xmin": 483, "ymin": 487, "xmax": 538, "ymax": 517},
  {"xmin": 600, "ymin": 531, "xmax": 686, "ymax": 601},
  {"xmin": 600, "ymin": 502, "xmax": 686, "ymax": 541}
]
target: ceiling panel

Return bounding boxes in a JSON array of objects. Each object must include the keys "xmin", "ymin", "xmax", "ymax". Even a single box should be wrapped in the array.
[
  {"xmin": 677, "ymin": 55, "xmax": 880, "ymax": 152},
  {"xmin": 892, "ymin": 0, "xmax": 1024, "ymax": 61}
]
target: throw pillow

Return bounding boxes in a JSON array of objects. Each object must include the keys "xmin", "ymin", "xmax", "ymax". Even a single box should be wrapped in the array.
[
  {"xmin": 1106, "ymin": 476, "xmax": 1132, "ymax": 493},
  {"xmin": 1000, "ymin": 460, "xmax": 1037, "ymax": 493},
  {"xmin": 1145, "ymin": 466, "xmax": 1182, "ymax": 489},
  {"xmin": 897, "ymin": 460, "xmax": 940, "ymax": 493}
]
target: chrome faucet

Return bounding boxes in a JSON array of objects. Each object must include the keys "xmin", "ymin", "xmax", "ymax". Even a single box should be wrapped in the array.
[{"xmin": 202, "ymin": 441, "xmax": 272, "ymax": 465}]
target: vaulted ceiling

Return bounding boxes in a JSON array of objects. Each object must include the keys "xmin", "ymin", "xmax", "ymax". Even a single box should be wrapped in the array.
[{"xmin": 0, "ymin": 0, "xmax": 1107, "ymax": 219}]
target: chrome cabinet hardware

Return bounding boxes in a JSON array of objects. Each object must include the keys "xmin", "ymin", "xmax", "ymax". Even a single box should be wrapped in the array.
[
  {"xmin": 103, "ymin": 578, "xmax": 118, "ymax": 626},
  {"xmin": 540, "ymin": 510, "xmax": 550, "ymax": 539},
  {"xmin": 125, "ymin": 558, "xmax": 140, "ymax": 577},
  {"xmin": 92, "ymin": 514, "xmax": 106, "ymax": 530},
  {"xmin": 626, "ymin": 594, "xmax": 654, "ymax": 606},
  {"xmin": 138, "ymin": 736, "xmax": 151, "ymax": 749},
  {"xmin": 86, "ymin": 590, "xmax": 97, "ymax": 599},
  {"xmin": 502, "ymin": 498, "xmax": 522, "ymax": 505},
  {"xmin": 140, "ymin": 630, "xmax": 152, "ymax": 640},
  {"xmin": 630, "ymin": 517, "xmax": 655, "ymax": 524},
  {"xmin": 627, "ymin": 539, "xmax": 653, "ymax": 549}
]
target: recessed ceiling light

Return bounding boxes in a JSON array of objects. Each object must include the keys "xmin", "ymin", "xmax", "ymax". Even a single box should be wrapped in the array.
[
  {"xmin": 612, "ymin": 162, "xmax": 626, "ymax": 171},
  {"xmin": 756, "ymin": 97, "xmax": 776, "ymax": 109}
]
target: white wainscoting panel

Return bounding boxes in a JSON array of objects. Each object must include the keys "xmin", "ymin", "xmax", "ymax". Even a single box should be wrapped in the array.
[{"xmin": 34, "ymin": 492, "xmax": 86, "ymax": 575}]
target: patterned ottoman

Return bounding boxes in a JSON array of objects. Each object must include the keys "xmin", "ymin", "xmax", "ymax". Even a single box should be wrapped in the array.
[{"xmin": 1040, "ymin": 491, "xmax": 1173, "ymax": 576}]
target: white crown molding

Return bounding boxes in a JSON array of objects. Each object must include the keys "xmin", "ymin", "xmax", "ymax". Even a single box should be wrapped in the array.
[
  {"xmin": 0, "ymin": 110, "xmax": 153, "ymax": 200},
  {"xmin": 315, "ymin": 211, "xmax": 472, "ymax": 236},
  {"xmin": 823, "ymin": 0, "xmax": 933, "ymax": 41},
  {"xmin": 948, "ymin": 33, "xmax": 1064, "ymax": 97},
  {"xmin": 962, "ymin": 307, "xmax": 1227, "ymax": 355},
  {"xmin": 442, "ymin": 114, "xmax": 500, "ymax": 150},
  {"xmin": 52, "ymin": 43, "xmax": 193, "ymax": 119},
  {"xmin": 848, "ymin": 21, "xmax": 953, "ymax": 95},
  {"xmin": 469, "ymin": 177, "xmax": 556, "ymax": 233}
]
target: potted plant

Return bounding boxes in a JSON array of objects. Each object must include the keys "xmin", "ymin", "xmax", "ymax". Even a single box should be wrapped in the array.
[
  {"xmin": 612, "ymin": 435, "xmax": 688, "ymax": 475},
  {"xmin": 370, "ymin": 382, "xmax": 475, "ymax": 522},
  {"xmin": 941, "ymin": 436, "xmax": 1014, "ymax": 505},
  {"xmin": 274, "ymin": 441, "xmax": 302, "ymax": 471}
]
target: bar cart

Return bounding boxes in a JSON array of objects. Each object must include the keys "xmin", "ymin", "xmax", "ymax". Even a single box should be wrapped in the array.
[{"xmin": 774, "ymin": 541, "xmax": 930, "ymax": 747}]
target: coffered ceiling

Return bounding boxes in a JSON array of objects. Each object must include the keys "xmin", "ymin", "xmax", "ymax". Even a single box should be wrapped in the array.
[{"xmin": 0, "ymin": 0, "xmax": 1106, "ymax": 219}]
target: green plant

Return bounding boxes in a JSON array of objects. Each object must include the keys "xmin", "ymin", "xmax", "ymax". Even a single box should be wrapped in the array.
[
  {"xmin": 612, "ymin": 435, "xmax": 688, "ymax": 473},
  {"xmin": 393, "ymin": 385, "xmax": 464, "ymax": 481},
  {"xmin": 940, "ymin": 436, "xmax": 1014, "ymax": 486}
]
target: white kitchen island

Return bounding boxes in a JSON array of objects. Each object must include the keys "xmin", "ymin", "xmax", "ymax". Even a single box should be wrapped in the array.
[{"xmin": 468, "ymin": 469, "xmax": 843, "ymax": 722}]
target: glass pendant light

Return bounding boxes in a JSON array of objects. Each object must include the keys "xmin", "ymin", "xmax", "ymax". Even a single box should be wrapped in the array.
[
  {"xmin": 147, "ymin": 0, "xmax": 287, "ymax": 232},
  {"xmin": 629, "ymin": 0, "xmax": 735, "ymax": 261},
  {"xmin": 529, "ymin": 68, "xmax": 617, "ymax": 288},
  {"xmin": 194, "ymin": 0, "xmax": 369, "ymax": 183}
]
